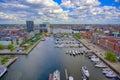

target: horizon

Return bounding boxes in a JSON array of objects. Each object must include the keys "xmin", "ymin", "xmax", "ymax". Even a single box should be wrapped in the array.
[{"xmin": 0, "ymin": 0, "xmax": 120, "ymax": 24}]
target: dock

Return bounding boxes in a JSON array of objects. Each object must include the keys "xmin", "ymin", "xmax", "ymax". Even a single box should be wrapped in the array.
[{"xmin": 65, "ymin": 69, "xmax": 68, "ymax": 80}]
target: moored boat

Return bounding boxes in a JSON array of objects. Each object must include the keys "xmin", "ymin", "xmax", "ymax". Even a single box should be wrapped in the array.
[
  {"xmin": 69, "ymin": 76, "xmax": 74, "ymax": 80},
  {"xmin": 53, "ymin": 70, "xmax": 60, "ymax": 80},
  {"xmin": 95, "ymin": 62, "xmax": 107, "ymax": 68},
  {"xmin": 105, "ymin": 72, "xmax": 117, "ymax": 78},
  {"xmin": 0, "ymin": 66, "xmax": 7, "ymax": 78},
  {"xmin": 49, "ymin": 74, "xmax": 53, "ymax": 80},
  {"xmin": 82, "ymin": 76, "xmax": 87, "ymax": 80},
  {"xmin": 81, "ymin": 66, "xmax": 90, "ymax": 78}
]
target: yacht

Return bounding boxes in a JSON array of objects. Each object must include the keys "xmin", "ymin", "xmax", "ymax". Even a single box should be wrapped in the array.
[
  {"xmin": 49, "ymin": 74, "xmax": 53, "ymax": 80},
  {"xmin": 0, "ymin": 66, "xmax": 7, "ymax": 78},
  {"xmin": 82, "ymin": 76, "xmax": 87, "ymax": 80},
  {"xmin": 72, "ymin": 50, "xmax": 76, "ymax": 56},
  {"xmin": 53, "ymin": 70, "xmax": 60, "ymax": 80},
  {"xmin": 69, "ymin": 76, "xmax": 74, "ymax": 80},
  {"xmin": 105, "ymin": 72, "xmax": 117, "ymax": 78},
  {"xmin": 113, "ymin": 76, "xmax": 120, "ymax": 80},
  {"xmin": 95, "ymin": 62, "xmax": 107, "ymax": 68},
  {"xmin": 91, "ymin": 58, "xmax": 100, "ymax": 62},
  {"xmin": 82, "ymin": 66, "xmax": 90, "ymax": 78}
]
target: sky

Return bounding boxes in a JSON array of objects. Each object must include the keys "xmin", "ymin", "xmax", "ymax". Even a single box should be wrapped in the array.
[{"xmin": 0, "ymin": 0, "xmax": 120, "ymax": 24}]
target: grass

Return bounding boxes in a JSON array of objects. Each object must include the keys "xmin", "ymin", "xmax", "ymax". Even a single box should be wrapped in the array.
[
  {"xmin": 21, "ymin": 33, "xmax": 42, "ymax": 51},
  {"xmin": 105, "ymin": 51, "xmax": 117, "ymax": 62},
  {"xmin": 1, "ymin": 56, "xmax": 10, "ymax": 64},
  {"xmin": 73, "ymin": 33, "xmax": 81, "ymax": 39}
]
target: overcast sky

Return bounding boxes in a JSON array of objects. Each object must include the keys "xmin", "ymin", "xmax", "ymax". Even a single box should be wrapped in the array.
[{"xmin": 0, "ymin": 0, "xmax": 120, "ymax": 24}]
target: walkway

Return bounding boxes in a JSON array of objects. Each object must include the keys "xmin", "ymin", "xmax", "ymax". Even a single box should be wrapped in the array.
[{"xmin": 79, "ymin": 39, "xmax": 120, "ymax": 77}]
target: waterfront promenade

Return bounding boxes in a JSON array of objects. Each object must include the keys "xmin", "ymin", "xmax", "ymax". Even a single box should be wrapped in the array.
[
  {"xmin": 79, "ymin": 39, "xmax": 120, "ymax": 77},
  {"xmin": 0, "ymin": 39, "xmax": 41, "ymax": 55}
]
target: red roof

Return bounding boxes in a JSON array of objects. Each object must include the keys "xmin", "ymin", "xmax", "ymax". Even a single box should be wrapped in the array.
[{"xmin": 101, "ymin": 38, "xmax": 120, "ymax": 43}]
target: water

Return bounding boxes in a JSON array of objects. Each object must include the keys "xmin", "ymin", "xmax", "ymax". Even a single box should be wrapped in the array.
[{"xmin": 1, "ymin": 37, "xmax": 112, "ymax": 80}]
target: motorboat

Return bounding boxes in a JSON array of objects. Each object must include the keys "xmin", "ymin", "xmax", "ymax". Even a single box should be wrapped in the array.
[
  {"xmin": 66, "ymin": 50, "xmax": 69, "ymax": 54},
  {"xmin": 91, "ymin": 58, "xmax": 100, "ymax": 62},
  {"xmin": 0, "ymin": 66, "xmax": 7, "ymax": 78},
  {"xmin": 105, "ymin": 72, "xmax": 117, "ymax": 78},
  {"xmin": 102, "ymin": 68, "xmax": 112, "ymax": 74},
  {"xmin": 53, "ymin": 70, "xmax": 60, "ymax": 80},
  {"xmin": 82, "ymin": 76, "xmax": 87, "ymax": 80},
  {"xmin": 69, "ymin": 76, "xmax": 74, "ymax": 80},
  {"xmin": 89, "ymin": 55, "xmax": 97, "ymax": 59},
  {"xmin": 49, "ymin": 74, "xmax": 53, "ymax": 80},
  {"xmin": 113, "ymin": 76, "xmax": 120, "ymax": 80},
  {"xmin": 72, "ymin": 50, "xmax": 76, "ymax": 56},
  {"xmin": 95, "ymin": 62, "xmax": 107, "ymax": 68},
  {"xmin": 82, "ymin": 66, "xmax": 90, "ymax": 78}
]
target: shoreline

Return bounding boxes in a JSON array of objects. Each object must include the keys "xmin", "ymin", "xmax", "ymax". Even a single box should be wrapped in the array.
[
  {"xmin": 78, "ymin": 38, "xmax": 120, "ymax": 78},
  {"xmin": 0, "ymin": 39, "xmax": 41, "ymax": 55},
  {"xmin": 5, "ymin": 57, "xmax": 18, "ymax": 67}
]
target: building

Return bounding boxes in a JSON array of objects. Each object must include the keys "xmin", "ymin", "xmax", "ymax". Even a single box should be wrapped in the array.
[
  {"xmin": 40, "ymin": 22, "xmax": 50, "ymax": 33},
  {"xmin": 0, "ymin": 41, "xmax": 11, "ymax": 48},
  {"xmin": 99, "ymin": 38, "xmax": 120, "ymax": 55},
  {"xmin": 26, "ymin": 21, "xmax": 34, "ymax": 33}
]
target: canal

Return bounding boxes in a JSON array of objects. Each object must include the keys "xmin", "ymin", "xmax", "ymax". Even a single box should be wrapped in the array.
[{"xmin": 1, "ymin": 37, "xmax": 112, "ymax": 80}]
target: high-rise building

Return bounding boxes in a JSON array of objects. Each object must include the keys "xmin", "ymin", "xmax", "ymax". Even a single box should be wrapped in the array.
[
  {"xmin": 40, "ymin": 22, "xmax": 50, "ymax": 33},
  {"xmin": 26, "ymin": 21, "xmax": 34, "ymax": 32}
]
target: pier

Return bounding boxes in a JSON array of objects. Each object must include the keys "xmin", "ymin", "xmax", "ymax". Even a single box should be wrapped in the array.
[{"xmin": 65, "ymin": 69, "xmax": 68, "ymax": 80}]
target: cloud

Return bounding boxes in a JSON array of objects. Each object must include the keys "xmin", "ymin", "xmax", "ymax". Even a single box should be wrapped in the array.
[
  {"xmin": 115, "ymin": 0, "xmax": 120, "ymax": 2},
  {"xmin": 0, "ymin": 0, "xmax": 120, "ymax": 24}
]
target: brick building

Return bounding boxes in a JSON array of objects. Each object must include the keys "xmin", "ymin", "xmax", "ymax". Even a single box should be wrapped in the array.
[{"xmin": 99, "ymin": 38, "xmax": 120, "ymax": 55}]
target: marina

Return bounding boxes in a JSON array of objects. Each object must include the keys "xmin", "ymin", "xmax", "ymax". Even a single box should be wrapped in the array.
[{"xmin": 0, "ymin": 36, "xmax": 118, "ymax": 80}]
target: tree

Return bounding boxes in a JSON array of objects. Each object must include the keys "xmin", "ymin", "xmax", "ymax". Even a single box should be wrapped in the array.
[
  {"xmin": 105, "ymin": 51, "xmax": 117, "ymax": 62},
  {"xmin": 0, "ymin": 44, "xmax": 4, "ymax": 50},
  {"xmin": 8, "ymin": 44, "xmax": 14, "ymax": 51}
]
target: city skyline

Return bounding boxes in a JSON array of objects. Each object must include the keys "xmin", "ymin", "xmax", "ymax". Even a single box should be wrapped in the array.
[{"xmin": 0, "ymin": 0, "xmax": 120, "ymax": 24}]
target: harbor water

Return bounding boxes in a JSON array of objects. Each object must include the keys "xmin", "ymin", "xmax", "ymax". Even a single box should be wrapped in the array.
[{"xmin": 1, "ymin": 37, "xmax": 112, "ymax": 80}]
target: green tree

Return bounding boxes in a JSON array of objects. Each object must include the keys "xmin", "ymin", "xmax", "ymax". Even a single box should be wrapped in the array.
[
  {"xmin": 8, "ymin": 44, "xmax": 14, "ymax": 49},
  {"xmin": 8, "ymin": 44, "xmax": 14, "ymax": 51},
  {"xmin": 0, "ymin": 44, "xmax": 4, "ymax": 50},
  {"xmin": 105, "ymin": 51, "xmax": 117, "ymax": 62},
  {"xmin": 1, "ymin": 56, "xmax": 9, "ymax": 64}
]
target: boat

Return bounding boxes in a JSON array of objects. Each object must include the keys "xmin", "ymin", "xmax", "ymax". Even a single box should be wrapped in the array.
[
  {"xmin": 41, "ymin": 37, "xmax": 46, "ymax": 41},
  {"xmin": 102, "ymin": 68, "xmax": 112, "ymax": 74},
  {"xmin": 66, "ymin": 50, "xmax": 69, "ymax": 54},
  {"xmin": 91, "ymin": 58, "xmax": 100, "ymax": 62},
  {"xmin": 69, "ymin": 76, "xmax": 74, "ymax": 80},
  {"xmin": 105, "ymin": 72, "xmax": 117, "ymax": 78},
  {"xmin": 53, "ymin": 70, "xmax": 60, "ymax": 80},
  {"xmin": 82, "ymin": 76, "xmax": 87, "ymax": 80},
  {"xmin": 113, "ymin": 76, "xmax": 120, "ymax": 80},
  {"xmin": 95, "ymin": 62, "xmax": 107, "ymax": 68},
  {"xmin": 49, "ymin": 74, "xmax": 53, "ymax": 80},
  {"xmin": 72, "ymin": 50, "xmax": 76, "ymax": 56},
  {"xmin": 89, "ymin": 55, "xmax": 97, "ymax": 59},
  {"xmin": 82, "ymin": 66, "xmax": 90, "ymax": 78},
  {"xmin": 0, "ymin": 66, "xmax": 7, "ymax": 78}
]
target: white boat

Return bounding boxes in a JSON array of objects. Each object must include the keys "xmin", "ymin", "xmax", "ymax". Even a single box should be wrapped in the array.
[
  {"xmin": 82, "ymin": 76, "xmax": 87, "ymax": 80},
  {"xmin": 41, "ymin": 37, "xmax": 46, "ymax": 41},
  {"xmin": 95, "ymin": 62, "xmax": 107, "ymax": 68},
  {"xmin": 53, "ymin": 70, "xmax": 60, "ymax": 80},
  {"xmin": 102, "ymin": 68, "xmax": 112, "ymax": 74},
  {"xmin": 105, "ymin": 72, "xmax": 117, "ymax": 78},
  {"xmin": 91, "ymin": 58, "xmax": 100, "ymax": 62},
  {"xmin": 89, "ymin": 55, "xmax": 97, "ymax": 59},
  {"xmin": 69, "ymin": 76, "xmax": 74, "ymax": 80},
  {"xmin": 72, "ymin": 50, "xmax": 76, "ymax": 56},
  {"xmin": 82, "ymin": 66, "xmax": 90, "ymax": 77},
  {"xmin": 0, "ymin": 66, "xmax": 7, "ymax": 78},
  {"xmin": 66, "ymin": 50, "xmax": 69, "ymax": 54},
  {"xmin": 75, "ymin": 50, "xmax": 78, "ymax": 55}
]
